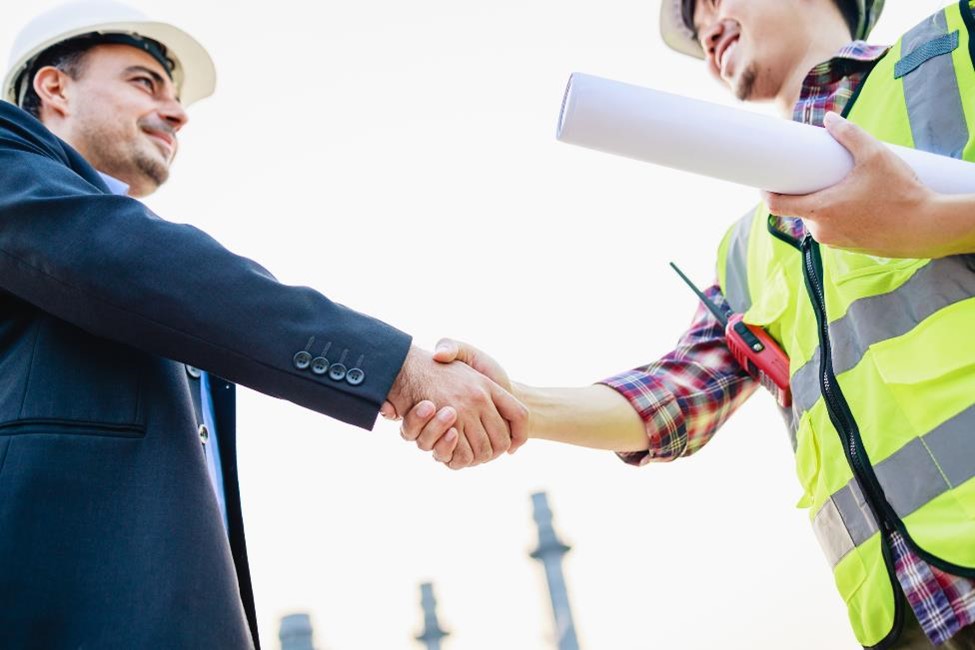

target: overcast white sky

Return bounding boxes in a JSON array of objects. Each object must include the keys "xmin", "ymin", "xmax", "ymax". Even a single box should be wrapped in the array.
[{"xmin": 1, "ymin": 1, "xmax": 957, "ymax": 648}]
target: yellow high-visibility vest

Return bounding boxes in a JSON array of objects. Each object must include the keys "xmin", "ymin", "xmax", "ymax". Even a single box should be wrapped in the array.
[{"xmin": 717, "ymin": 1, "xmax": 975, "ymax": 646}]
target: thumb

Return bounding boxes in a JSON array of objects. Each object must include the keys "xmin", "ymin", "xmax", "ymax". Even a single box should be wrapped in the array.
[
  {"xmin": 433, "ymin": 338, "xmax": 460, "ymax": 363},
  {"xmin": 824, "ymin": 111, "xmax": 881, "ymax": 161},
  {"xmin": 433, "ymin": 338, "xmax": 479, "ymax": 366}
]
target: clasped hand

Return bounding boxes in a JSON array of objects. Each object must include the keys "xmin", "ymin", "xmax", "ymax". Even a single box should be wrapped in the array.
[{"xmin": 383, "ymin": 343, "xmax": 526, "ymax": 469}]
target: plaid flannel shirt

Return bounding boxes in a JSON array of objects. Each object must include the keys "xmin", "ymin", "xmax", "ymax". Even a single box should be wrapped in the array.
[{"xmin": 601, "ymin": 41, "xmax": 975, "ymax": 645}]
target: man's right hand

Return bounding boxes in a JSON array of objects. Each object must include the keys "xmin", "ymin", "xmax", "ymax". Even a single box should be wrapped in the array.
[
  {"xmin": 394, "ymin": 340, "xmax": 529, "ymax": 469},
  {"xmin": 384, "ymin": 345, "xmax": 528, "ymax": 469}
]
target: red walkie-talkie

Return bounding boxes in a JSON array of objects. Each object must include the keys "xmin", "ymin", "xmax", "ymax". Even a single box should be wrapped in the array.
[{"xmin": 670, "ymin": 262, "xmax": 792, "ymax": 408}]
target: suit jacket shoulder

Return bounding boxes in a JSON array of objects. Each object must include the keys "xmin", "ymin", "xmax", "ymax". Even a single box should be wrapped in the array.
[{"xmin": 0, "ymin": 101, "xmax": 410, "ymax": 429}]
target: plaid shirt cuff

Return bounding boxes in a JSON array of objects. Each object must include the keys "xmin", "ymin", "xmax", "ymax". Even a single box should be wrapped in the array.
[{"xmin": 600, "ymin": 372, "xmax": 687, "ymax": 465}]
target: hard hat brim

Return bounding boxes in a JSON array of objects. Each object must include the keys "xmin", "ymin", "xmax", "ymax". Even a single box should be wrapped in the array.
[
  {"xmin": 660, "ymin": 0, "xmax": 704, "ymax": 59},
  {"xmin": 659, "ymin": 0, "xmax": 885, "ymax": 60},
  {"xmin": 3, "ymin": 19, "xmax": 215, "ymax": 107}
]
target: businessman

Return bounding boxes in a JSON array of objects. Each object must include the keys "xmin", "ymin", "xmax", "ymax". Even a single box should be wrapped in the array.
[{"xmin": 0, "ymin": 2, "xmax": 526, "ymax": 648}]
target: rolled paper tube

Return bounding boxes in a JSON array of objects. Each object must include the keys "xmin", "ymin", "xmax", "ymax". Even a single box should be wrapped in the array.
[{"xmin": 557, "ymin": 72, "xmax": 975, "ymax": 195}]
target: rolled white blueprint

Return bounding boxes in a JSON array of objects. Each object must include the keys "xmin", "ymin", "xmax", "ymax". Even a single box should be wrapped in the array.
[{"xmin": 557, "ymin": 73, "xmax": 975, "ymax": 195}]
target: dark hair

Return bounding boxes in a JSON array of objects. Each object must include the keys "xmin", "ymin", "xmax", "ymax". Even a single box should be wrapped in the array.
[
  {"xmin": 832, "ymin": 0, "xmax": 861, "ymax": 39},
  {"xmin": 681, "ymin": 0, "xmax": 860, "ymax": 40},
  {"xmin": 17, "ymin": 33, "xmax": 173, "ymax": 120},
  {"xmin": 18, "ymin": 38, "xmax": 96, "ymax": 119}
]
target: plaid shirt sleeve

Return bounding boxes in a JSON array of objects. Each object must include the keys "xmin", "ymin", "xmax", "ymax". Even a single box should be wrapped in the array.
[{"xmin": 600, "ymin": 283, "xmax": 757, "ymax": 465}]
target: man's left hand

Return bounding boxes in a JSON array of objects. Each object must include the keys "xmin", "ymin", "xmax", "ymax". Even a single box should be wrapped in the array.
[{"xmin": 763, "ymin": 111, "xmax": 955, "ymax": 258}]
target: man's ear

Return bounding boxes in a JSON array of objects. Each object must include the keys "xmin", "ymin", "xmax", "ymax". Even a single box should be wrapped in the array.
[{"xmin": 32, "ymin": 66, "xmax": 72, "ymax": 119}]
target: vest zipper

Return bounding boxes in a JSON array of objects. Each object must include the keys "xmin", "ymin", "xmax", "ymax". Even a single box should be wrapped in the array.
[
  {"xmin": 800, "ymin": 235, "xmax": 904, "ymax": 648},
  {"xmin": 800, "ymin": 237, "xmax": 887, "ymax": 520}
]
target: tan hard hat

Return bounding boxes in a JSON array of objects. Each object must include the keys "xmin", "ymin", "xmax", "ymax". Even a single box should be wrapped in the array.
[
  {"xmin": 3, "ymin": 0, "xmax": 215, "ymax": 107},
  {"xmin": 660, "ymin": 0, "xmax": 887, "ymax": 59}
]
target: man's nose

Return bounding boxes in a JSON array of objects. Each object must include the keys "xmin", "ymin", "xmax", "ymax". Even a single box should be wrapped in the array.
[
  {"xmin": 701, "ymin": 20, "xmax": 726, "ymax": 58},
  {"xmin": 159, "ymin": 99, "xmax": 189, "ymax": 132}
]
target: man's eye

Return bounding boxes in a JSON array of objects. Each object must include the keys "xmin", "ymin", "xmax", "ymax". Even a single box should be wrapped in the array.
[{"xmin": 134, "ymin": 77, "xmax": 154, "ymax": 91}]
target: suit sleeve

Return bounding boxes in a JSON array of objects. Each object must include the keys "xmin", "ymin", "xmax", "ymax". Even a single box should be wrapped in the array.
[{"xmin": 0, "ymin": 102, "xmax": 411, "ymax": 430}]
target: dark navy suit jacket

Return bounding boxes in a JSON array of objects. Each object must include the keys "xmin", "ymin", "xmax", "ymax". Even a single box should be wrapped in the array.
[{"xmin": 0, "ymin": 101, "xmax": 412, "ymax": 649}]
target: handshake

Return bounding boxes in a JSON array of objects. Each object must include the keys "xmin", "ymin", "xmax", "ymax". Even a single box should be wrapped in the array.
[{"xmin": 383, "ymin": 338, "xmax": 527, "ymax": 470}]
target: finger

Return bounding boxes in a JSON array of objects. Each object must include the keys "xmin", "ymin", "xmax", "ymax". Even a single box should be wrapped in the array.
[
  {"xmin": 433, "ymin": 338, "xmax": 460, "ymax": 363},
  {"xmin": 432, "ymin": 428, "xmax": 459, "ymax": 464},
  {"xmin": 824, "ymin": 111, "xmax": 882, "ymax": 160},
  {"xmin": 380, "ymin": 401, "xmax": 399, "ymax": 420},
  {"xmin": 480, "ymin": 408, "xmax": 511, "ymax": 460},
  {"xmin": 463, "ymin": 421, "xmax": 494, "ymax": 465},
  {"xmin": 762, "ymin": 190, "xmax": 809, "ymax": 218},
  {"xmin": 765, "ymin": 188, "xmax": 833, "ymax": 222},
  {"xmin": 416, "ymin": 406, "xmax": 457, "ymax": 452},
  {"xmin": 400, "ymin": 400, "xmax": 436, "ymax": 442},
  {"xmin": 448, "ymin": 431, "xmax": 475, "ymax": 470},
  {"xmin": 489, "ymin": 384, "xmax": 530, "ymax": 454}
]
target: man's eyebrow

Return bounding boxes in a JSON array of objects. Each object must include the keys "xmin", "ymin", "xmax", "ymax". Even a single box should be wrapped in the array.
[{"xmin": 122, "ymin": 65, "xmax": 166, "ymax": 86}]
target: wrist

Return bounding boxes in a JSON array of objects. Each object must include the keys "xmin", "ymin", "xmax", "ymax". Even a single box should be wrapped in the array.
[
  {"xmin": 387, "ymin": 345, "xmax": 425, "ymax": 415},
  {"xmin": 512, "ymin": 382, "xmax": 539, "ymax": 439},
  {"xmin": 926, "ymin": 193, "xmax": 975, "ymax": 257}
]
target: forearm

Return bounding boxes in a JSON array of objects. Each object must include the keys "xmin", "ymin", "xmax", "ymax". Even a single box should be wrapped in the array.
[
  {"xmin": 926, "ymin": 193, "xmax": 975, "ymax": 257},
  {"xmin": 513, "ymin": 383, "xmax": 649, "ymax": 452}
]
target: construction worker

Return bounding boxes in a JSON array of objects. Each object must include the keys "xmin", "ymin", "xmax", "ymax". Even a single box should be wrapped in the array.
[
  {"xmin": 400, "ymin": 0, "xmax": 975, "ymax": 647},
  {"xmin": 0, "ymin": 1, "xmax": 527, "ymax": 647}
]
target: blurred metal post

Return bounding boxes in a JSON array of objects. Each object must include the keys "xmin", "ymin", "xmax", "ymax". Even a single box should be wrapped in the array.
[
  {"xmin": 279, "ymin": 612, "xmax": 315, "ymax": 650},
  {"xmin": 530, "ymin": 492, "xmax": 580, "ymax": 650},
  {"xmin": 415, "ymin": 582, "xmax": 449, "ymax": 650}
]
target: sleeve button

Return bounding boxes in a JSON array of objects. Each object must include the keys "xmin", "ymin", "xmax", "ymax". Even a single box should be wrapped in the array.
[
  {"xmin": 293, "ymin": 351, "xmax": 312, "ymax": 370},
  {"xmin": 311, "ymin": 357, "xmax": 330, "ymax": 375},
  {"xmin": 346, "ymin": 368, "xmax": 365, "ymax": 386},
  {"xmin": 328, "ymin": 363, "xmax": 347, "ymax": 381}
]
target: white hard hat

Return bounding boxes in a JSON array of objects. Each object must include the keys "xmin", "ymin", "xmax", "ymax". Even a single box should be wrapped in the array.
[
  {"xmin": 3, "ymin": 0, "xmax": 216, "ymax": 107},
  {"xmin": 659, "ymin": 0, "xmax": 886, "ymax": 59},
  {"xmin": 659, "ymin": 0, "xmax": 702, "ymax": 59}
]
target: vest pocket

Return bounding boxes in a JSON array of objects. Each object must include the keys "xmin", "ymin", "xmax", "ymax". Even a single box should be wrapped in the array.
[
  {"xmin": 825, "ymin": 249, "xmax": 925, "ymax": 287},
  {"xmin": 743, "ymin": 264, "xmax": 789, "ymax": 328},
  {"xmin": 870, "ymin": 300, "xmax": 975, "ymax": 436},
  {"xmin": 794, "ymin": 412, "xmax": 821, "ymax": 510}
]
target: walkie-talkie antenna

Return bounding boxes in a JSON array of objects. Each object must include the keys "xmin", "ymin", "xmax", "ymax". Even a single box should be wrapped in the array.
[{"xmin": 669, "ymin": 262, "xmax": 729, "ymax": 328}]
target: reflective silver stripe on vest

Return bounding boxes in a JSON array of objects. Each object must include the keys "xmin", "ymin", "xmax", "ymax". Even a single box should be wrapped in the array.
[
  {"xmin": 813, "ymin": 479, "xmax": 879, "ymax": 568},
  {"xmin": 791, "ymin": 255, "xmax": 975, "ymax": 421},
  {"xmin": 723, "ymin": 208, "xmax": 754, "ymax": 314},
  {"xmin": 901, "ymin": 11, "xmax": 969, "ymax": 158},
  {"xmin": 813, "ymin": 404, "xmax": 975, "ymax": 568},
  {"xmin": 776, "ymin": 404, "xmax": 799, "ymax": 452}
]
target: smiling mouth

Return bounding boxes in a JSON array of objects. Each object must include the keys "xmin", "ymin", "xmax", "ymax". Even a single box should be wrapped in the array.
[
  {"xmin": 717, "ymin": 35, "xmax": 740, "ymax": 76},
  {"xmin": 144, "ymin": 131, "xmax": 174, "ymax": 156}
]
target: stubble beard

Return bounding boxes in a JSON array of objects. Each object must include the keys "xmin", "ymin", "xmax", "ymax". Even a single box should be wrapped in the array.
[
  {"xmin": 131, "ymin": 146, "xmax": 170, "ymax": 188},
  {"xmin": 83, "ymin": 117, "xmax": 170, "ymax": 191},
  {"xmin": 734, "ymin": 64, "xmax": 758, "ymax": 101}
]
